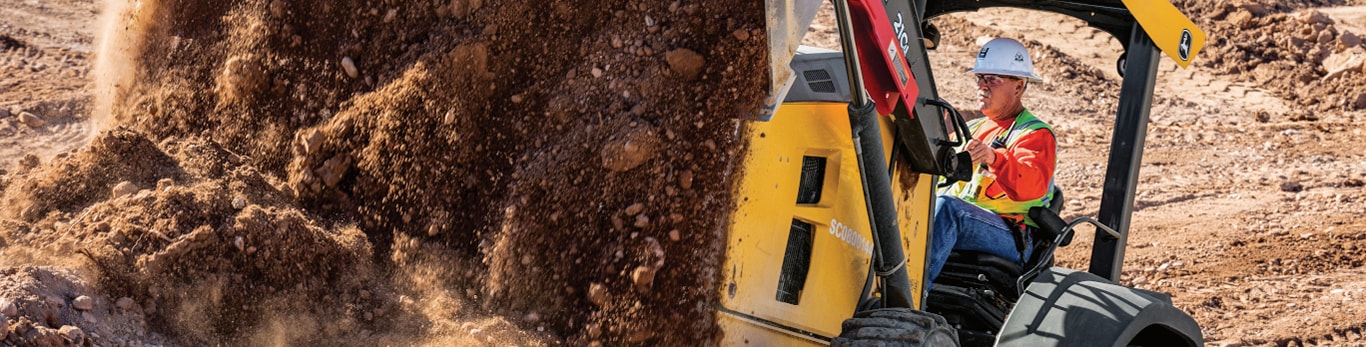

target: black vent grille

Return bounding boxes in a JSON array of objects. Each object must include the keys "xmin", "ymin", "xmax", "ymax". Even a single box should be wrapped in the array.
[
  {"xmin": 776, "ymin": 219, "xmax": 814, "ymax": 304},
  {"xmin": 796, "ymin": 156, "xmax": 826, "ymax": 204},
  {"xmin": 803, "ymin": 69, "xmax": 837, "ymax": 94},
  {"xmin": 803, "ymin": 69, "xmax": 832, "ymax": 81}
]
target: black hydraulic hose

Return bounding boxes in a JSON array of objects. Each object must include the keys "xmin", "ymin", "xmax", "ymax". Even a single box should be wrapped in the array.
[{"xmin": 849, "ymin": 100, "xmax": 915, "ymax": 309}]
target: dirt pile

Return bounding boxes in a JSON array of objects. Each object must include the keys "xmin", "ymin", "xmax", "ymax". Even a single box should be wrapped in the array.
[
  {"xmin": 1190, "ymin": 0, "xmax": 1366, "ymax": 119},
  {"xmin": 1, "ymin": 128, "xmax": 376, "ymax": 345},
  {"xmin": 5, "ymin": 0, "xmax": 768, "ymax": 345}
]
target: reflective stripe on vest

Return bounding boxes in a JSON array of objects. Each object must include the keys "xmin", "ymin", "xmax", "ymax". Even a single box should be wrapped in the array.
[{"xmin": 941, "ymin": 109, "xmax": 1055, "ymax": 227}]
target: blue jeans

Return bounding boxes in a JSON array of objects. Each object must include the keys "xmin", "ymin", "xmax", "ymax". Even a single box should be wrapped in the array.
[{"xmin": 927, "ymin": 195, "xmax": 1031, "ymax": 288}]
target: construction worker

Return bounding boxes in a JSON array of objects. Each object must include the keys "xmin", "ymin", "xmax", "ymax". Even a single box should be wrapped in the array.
[{"xmin": 928, "ymin": 37, "xmax": 1057, "ymax": 286}]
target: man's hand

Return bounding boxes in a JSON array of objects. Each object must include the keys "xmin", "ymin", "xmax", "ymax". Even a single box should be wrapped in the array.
[{"xmin": 965, "ymin": 139, "xmax": 996, "ymax": 166}]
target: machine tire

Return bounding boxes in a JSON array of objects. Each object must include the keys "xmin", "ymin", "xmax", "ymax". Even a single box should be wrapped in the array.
[{"xmin": 831, "ymin": 308, "xmax": 960, "ymax": 347}]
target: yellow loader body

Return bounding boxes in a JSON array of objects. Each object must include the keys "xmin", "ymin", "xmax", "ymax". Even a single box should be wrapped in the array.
[{"xmin": 718, "ymin": 102, "xmax": 933, "ymax": 344}]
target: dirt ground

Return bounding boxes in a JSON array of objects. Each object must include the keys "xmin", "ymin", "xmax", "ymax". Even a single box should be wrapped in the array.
[{"xmin": 2, "ymin": 0, "xmax": 1366, "ymax": 346}]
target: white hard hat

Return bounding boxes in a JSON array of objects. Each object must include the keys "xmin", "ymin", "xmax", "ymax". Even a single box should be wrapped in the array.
[{"xmin": 968, "ymin": 38, "xmax": 1043, "ymax": 82}]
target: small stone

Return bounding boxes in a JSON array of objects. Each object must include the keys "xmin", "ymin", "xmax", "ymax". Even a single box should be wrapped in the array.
[
  {"xmin": 234, "ymin": 236, "xmax": 245, "ymax": 251},
  {"xmin": 586, "ymin": 323, "xmax": 602, "ymax": 338},
  {"xmin": 587, "ymin": 283, "xmax": 609, "ymax": 307},
  {"xmin": 72, "ymin": 295, "xmax": 95, "ymax": 311},
  {"xmin": 112, "ymin": 181, "xmax": 139, "ymax": 199},
  {"xmin": 383, "ymin": 8, "xmax": 398, "ymax": 23},
  {"xmin": 634, "ymin": 214, "xmax": 650, "ymax": 228},
  {"xmin": 732, "ymin": 29, "xmax": 751, "ymax": 41},
  {"xmin": 511, "ymin": 94, "xmax": 525, "ymax": 103},
  {"xmin": 0, "ymin": 298, "xmax": 16, "ymax": 316},
  {"xmin": 156, "ymin": 178, "xmax": 175, "ymax": 191},
  {"xmin": 631, "ymin": 266, "xmax": 655, "ymax": 291},
  {"xmin": 679, "ymin": 170, "xmax": 694, "ymax": 190},
  {"xmin": 116, "ymin": 297, "xmax": 136, "ymax": 311},
  {"xmin": 18, "ymin": 111, "xmax": 44, "ymax": 128},
  {"xmin": 523, "ymin": 312, "xmax": 541, "ymax": 323},
  {"xmin": 601, "ymin": 126, "xmax": 660, "ymax": 172},
  {"xmin": 1279, "ymin": 180, "xmax": 1303, "ymax": 192},
  {"xmin": 0, "ymin": 107, "xmax": 10, "ymax": 118},
  {"xmin": 1237, "ymin": 1, "xmax": 1268, "ymax": 15},
  {"xmin": 591, "ymin": 67, "xmax": 603, "ymax": 78},
  {"xmin": 625, "ymin": 203, "xmax": 645, "ymax": 216},
  {"xmin": 60, "ymin": 325, "xmax": 85, "ymax": 345},
  {"xmin": 232, "ymin": 196, "xmax": 248, "ymax": 209},
  {"xmin": 341, "ymin": 57, "xmax": 359, "ymax": 78},
  {"xmin": 669, "ymin": 229, "xmax": 680, "ymax": 241},
  {"xmin": 302, "ymin": 129, "xmax": 325, "ymax": 154},
  {"xmin": 1227, "ymin": 10, "xmax": 1254, "ymax": 30},
  {"xmin": 1301, "ymin": 10, "xmax": 1333, "ymax": 25},
  {"xmin": 1341, "ymin": 31, "xmax": 1362, "ymax": 48},
  {"xmin": 665, "ymin": 48, "xmax": 705, "ymax": 81}
]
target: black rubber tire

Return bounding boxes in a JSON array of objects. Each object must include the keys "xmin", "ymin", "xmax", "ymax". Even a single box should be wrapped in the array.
[{"xmin": 831, "ymin": 308, "xmax": 960, "ymax": 347}]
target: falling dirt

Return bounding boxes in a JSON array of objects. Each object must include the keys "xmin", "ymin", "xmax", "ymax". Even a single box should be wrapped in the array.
[
  {"xmin": 4, "ymin": 0, "xmax": 1366, "ymax": 346},
  {"xmin": 5, "ymin": 0, "xmax": 765, "ymax": 345}
]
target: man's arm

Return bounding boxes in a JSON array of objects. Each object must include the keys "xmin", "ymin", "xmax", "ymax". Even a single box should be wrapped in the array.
[{"xmin": 987, "ymin": 130, "xmax": 1056, "ymax": 201}]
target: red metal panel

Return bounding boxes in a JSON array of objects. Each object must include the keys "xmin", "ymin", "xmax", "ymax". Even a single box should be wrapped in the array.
[{"xmin": 846, "ymin": 0, "xmax": 919, "ymax": 117}]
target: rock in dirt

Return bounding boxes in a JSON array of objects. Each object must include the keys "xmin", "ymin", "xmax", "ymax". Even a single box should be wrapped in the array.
[
  {"xmin": 587, "ymin": 283, "xmax": 610, "ymax": 307},
  {"xmin": 1301, "ymin": 10, "xmax": 1333, "ymax": 25},
  {"xmin": 1280, "ymin": 180, "xmax": 1304, "ymax": 192},
  {"xmin": 115, "ymin": 297, "xmax": 136, "ymax": 311},
  {"xmin": 1354, "ymin": 93, "xmax": 1366, "ymax": 110},
  {"xmin": 300, "ymin": 129, "xmax": 325, "ymax": 154},
  {"xmin": 1236, "ymin": 1, "xmax": 1268, "ymax": 16},
  {"xmin": 18, "ymin": 111, "xmax": 44, "ymax": 128},
  {"xmin": 112, "ymin": 181, "xmax": 139, "ymax": 199},
  {"xmin": 679, "ymin": 170, "xmax": 694, "ymax": 190},
  {"xmin": 0, "ymin": 298, "xmax": 15, "ymax": 316},
  {"xmin": 625, "ymin": 202, "xmax": 645, "ymax": 216},
  {"xmin": 72, "ymin": 295, "xmax": 94, "ymax": 311},
  {"xmin": 1341, "ymin": 31, "xmax": 1362, "ymax": 50},
  {"xmin": 341, "ymin": 57, "xmax": 359, "ymax": 78},
  {"xmin": 217, "ymin": 55, "xmax": 266, "ymax": 101},
  {"xmin": 665, "ymin": 48, "xmax": 705, "ymax": 81},
  {"xmin": 0, "ymin": 107, "xmax": 10, "ymax": 118},
  {"xmin": 1227, "ymin": 10, "xmax": 1254, "ymax": 30},
  {"xmin": 316, "ymin": 154, "xmax": 351, "ymax": 187},
  {"xmin": 631, "ymin": 266, "xmax": 656, "ymax": 291},
  {"xmin": 601, "ymin": 126, "xmax": 660, "ymax": 172},
  {"xmin": 59, "ymin": 325, "xmax": 85, "ymax": 345},
  {"xmin": 1322, "ymin": 47, "xmax": 1366, "ymax": 80}
]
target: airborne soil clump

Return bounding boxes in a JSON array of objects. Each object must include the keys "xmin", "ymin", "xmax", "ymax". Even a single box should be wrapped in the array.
[{"xmin": 4, "ymin": 0, "xmax": 766, "ymax": 345}]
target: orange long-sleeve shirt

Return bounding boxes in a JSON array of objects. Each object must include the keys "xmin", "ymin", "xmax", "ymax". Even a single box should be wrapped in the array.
[{"xmin": 974, "ymin": 116, "xmax": 1056, "ymax": 202}]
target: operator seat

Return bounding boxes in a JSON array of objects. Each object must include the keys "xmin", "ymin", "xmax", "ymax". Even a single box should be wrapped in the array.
[{"xmin": 924, "ymin": 186, "xmax": 1067, "ymax": 347}]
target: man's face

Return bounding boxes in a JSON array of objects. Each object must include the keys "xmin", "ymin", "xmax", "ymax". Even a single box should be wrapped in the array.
[{"xmin": 975, "ymin": 74, "xmax": 1024, "ymax": 119}]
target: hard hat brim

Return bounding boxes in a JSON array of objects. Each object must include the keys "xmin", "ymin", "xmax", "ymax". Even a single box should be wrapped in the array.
[{"xmin": 967, "ymin": 68, "xmax": 1044, "ymax": 83}]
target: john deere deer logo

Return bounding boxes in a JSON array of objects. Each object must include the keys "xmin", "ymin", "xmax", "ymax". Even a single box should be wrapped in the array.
[{"xmin": 1178, "ymin": 29, "xmax": 1192, "ymax": 61}]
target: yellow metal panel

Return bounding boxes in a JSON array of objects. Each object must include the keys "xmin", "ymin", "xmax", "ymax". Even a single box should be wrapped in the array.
[{"xmin": 719, "ymin": 102, "xmax": 935, "ymax": 344}]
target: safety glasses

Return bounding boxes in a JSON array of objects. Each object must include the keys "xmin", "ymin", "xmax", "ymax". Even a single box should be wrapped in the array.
[{"xmin": 975, "ymin": 74, "xmax": 1021, "ymax": 86}]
